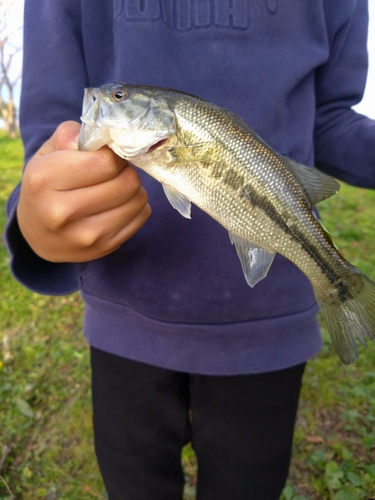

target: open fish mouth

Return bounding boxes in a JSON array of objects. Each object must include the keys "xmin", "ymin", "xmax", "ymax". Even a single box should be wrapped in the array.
[{"xmin": 147, "ymin": 138, "xmax": 168, "ymax": 153}]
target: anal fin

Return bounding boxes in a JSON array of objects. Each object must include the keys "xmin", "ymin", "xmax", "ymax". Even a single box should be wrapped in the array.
[{"xmin": 229, "ymin": 233, "xmax": 275, "ymax": 287}]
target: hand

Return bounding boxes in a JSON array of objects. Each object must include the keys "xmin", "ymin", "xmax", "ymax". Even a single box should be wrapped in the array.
[{"xmin": 17, "ymin": 121, "xmax": 151, "ymax": 263}]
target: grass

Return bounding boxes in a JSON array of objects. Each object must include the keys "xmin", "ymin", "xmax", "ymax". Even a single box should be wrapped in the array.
[{"xmin": 1, "ymin": 131, "xmax": 375, "ymax": 499}]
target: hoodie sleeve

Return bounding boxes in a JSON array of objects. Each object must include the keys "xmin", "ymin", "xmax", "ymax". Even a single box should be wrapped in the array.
[
  {"xmin": 314, "ymin": 0, "xmax": 375, "ymax": 188},
  {"xmin": 5, "ymin": 0, "xmax": 89, "ymax": 295}
]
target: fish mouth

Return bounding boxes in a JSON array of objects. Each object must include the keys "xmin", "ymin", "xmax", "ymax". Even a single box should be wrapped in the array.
[{"xmin": 147, "ymin": 138, "xmax": 168, "ymax": 153}]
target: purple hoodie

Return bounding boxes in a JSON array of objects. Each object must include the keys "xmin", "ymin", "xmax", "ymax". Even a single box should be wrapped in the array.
[{"xmin": 5, "ymin": 0, "xmax": 375, "ymax": 374}]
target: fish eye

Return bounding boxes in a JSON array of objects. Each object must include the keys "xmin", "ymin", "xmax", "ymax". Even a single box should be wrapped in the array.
[{"xmin": 112, "ymin": 88, "xmax": 127, "ymax": 101}]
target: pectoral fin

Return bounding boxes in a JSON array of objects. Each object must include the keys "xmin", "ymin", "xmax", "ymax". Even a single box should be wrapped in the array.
[
  {"xmin": 229, "ymin": 233, "xmax": 275, "ymax": 287},
  {"xmin": 162, "ymin": 183, "xmax": 191, "ymax": 219}
]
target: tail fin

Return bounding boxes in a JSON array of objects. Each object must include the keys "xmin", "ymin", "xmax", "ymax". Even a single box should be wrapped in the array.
[{"xmin": 316, "ymin": 270, "xmax": 375, "ymax": 364}]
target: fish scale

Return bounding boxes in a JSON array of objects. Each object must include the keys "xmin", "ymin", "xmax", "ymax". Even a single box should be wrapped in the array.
[{"xmin": 78, "ymin": 82, "xmax": 375, "ymax": 364}]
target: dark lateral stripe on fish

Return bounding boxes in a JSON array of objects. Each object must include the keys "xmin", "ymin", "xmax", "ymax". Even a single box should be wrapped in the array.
[
  {"xmin": 211, "ymin": 161, "xmax": 226, "ymax": 178},
  {"xmin": 238, "ymin": 182, "xmax": 348, "ymax": 294},
  {"xmin": 222, "ymin": 168, "xmax": 245, "ymax": 190},
  {"xmin": 201, "ymin": 135, "xmax": 350, "ymax": 301}
]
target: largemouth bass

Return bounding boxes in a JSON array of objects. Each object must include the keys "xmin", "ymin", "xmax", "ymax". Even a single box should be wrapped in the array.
[{"xmin": 78, "ymin": 82, "xmax": 375, "ymax": 364}]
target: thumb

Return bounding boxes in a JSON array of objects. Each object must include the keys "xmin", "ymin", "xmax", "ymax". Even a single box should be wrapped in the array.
[{"xmin": 34, "ymin": 121, "xmax": 81, "ymax": 158}]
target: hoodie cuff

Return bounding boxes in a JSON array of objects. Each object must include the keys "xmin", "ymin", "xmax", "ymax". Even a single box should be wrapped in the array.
[{"xmin": 5, "ymin": 185, "xmax": 86, "ymax": 296}]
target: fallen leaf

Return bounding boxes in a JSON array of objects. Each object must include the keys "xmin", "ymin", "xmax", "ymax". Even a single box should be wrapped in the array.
[
  {"xmin": 305, "ymin": 435, "xmax": 325, "ymax": 444},
  {"xmin": 15, "ymin": 398, "xmax": 34, "ymax": 418}
]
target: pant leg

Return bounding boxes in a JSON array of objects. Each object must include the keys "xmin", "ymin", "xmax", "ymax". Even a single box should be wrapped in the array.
[
  {"xmin": 190, "ymin": 363, "xmax": 305, "ymax": 500},
  {"xmin": 90, "ymin": 346, "xmax": 191, "ymax": 500}
]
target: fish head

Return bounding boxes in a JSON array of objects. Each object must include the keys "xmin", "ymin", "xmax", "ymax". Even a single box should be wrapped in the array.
[{"xmin": 78, "ymin": 82, "xmax": 176, "ymax": 158}]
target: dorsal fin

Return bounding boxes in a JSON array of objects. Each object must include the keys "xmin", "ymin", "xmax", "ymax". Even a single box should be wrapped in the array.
[{"xmin": 285, "ymin": 158, "xmax": 340, "ymax": 206}]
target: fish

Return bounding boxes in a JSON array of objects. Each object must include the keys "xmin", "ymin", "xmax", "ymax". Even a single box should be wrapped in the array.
[{"xmin": 78, "ymin": 82, "xmax": 375, "ymax": 364}]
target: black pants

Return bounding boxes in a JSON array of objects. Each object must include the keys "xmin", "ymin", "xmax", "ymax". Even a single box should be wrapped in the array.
[{"xmin": 90, "ymin": 346, "xmax": 305, "ymax": 500}]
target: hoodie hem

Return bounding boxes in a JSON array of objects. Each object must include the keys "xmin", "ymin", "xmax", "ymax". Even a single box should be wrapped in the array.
[{"xmin": 82, "ymin": 291, "xmax": 322, "ymax": 375}]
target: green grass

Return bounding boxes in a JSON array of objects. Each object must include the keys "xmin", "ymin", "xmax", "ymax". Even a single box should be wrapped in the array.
[
  {"xmin": 0, "ymin": 133, "xmax": 101, "ymax": 499},
  {"xmin": 1, "ymin": 131, "xmax": 375, "ymax": 499},
  {"xmin": 285, "ymin": 186, "xmax": 375, "ymax": 500}
]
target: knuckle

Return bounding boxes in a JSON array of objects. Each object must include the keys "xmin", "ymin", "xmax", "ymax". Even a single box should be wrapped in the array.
[
  {"xmin": 48, "ymin": 199, "xmax": 75, "ymax": 229},
  {"xmin": 72, "ymin": 225, "xmax": 103, "ymax": 249},
  {"xmin": 24, "ymin": 163, "xmax": 49, "ymax": 194},
  {"xmin": 74, "ymin": 231, "xmax": 97, "ymax": 249}
]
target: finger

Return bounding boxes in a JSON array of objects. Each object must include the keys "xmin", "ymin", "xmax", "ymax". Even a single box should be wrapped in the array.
[
  {"xmin": 105, "ymin": 204, "xmax": 152, "ymax": 248},
  {"xmin": 70, "ymin": 180, "xmax": 148, "ymax": 221},
  {"xmin": 35, "ymin": 121, "xmax": 82, "ymax": 156},
  {"xmin": 47, "ymin": 178, "xmax": 148, "ymax": 229},
  {"xmin": 26, "ymin": 145, "xmax": 131, "ymax": 192},
  {"xmin": 31, "ymin": 120, "xmax": 129, "ymax": 189},
  {"xmin": 56, "ymin": 201, "xmax": 152, "ymax": 261},
  {"xmin": 77, "ymin": 198, "xmax": 152, "ymax": 248}
]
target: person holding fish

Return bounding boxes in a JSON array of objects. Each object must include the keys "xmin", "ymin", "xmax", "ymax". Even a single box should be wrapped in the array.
[{"xmin": 6, "ymin": 1, "xmax": 375, "ymax": 499}]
